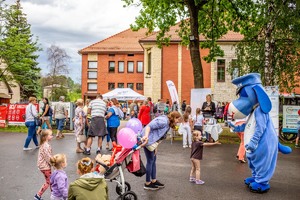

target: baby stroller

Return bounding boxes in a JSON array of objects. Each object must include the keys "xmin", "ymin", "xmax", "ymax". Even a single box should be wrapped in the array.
[{"xmin": 96, "ymin": 145, "xmax": 144, "ymax": 200}]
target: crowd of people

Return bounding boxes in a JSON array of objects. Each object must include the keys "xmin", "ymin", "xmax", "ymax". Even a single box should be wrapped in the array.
[{"xmin": 22, "ymin": 94, "xmax": 262, "ymax": 199}]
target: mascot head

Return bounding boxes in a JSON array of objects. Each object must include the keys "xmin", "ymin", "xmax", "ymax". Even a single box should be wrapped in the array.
[{"xmin": 228, "ymin": 73, "xmax": 272, "ymax": 119}]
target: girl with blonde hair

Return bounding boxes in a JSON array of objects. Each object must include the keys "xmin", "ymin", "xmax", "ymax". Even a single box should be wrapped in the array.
[
  {"xmin": 34, "ymin": 129, "xmax": 53, "ymax": 200},
  {"xmin": 189, "ymin": 131, "xmax": 220, "ymax": 185},
  {"xmin": 50, "ymin": 154, "xmax": 68, "ymax": 200}
]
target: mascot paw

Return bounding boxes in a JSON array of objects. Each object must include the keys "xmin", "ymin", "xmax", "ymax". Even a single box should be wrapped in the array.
[
  {"xmin": 249, "ymin": 182, "xmax": 270, "ymax": 193},
  {"xmin": 244, "ymin": 177, "xmax": 255, "ymax": 186}
]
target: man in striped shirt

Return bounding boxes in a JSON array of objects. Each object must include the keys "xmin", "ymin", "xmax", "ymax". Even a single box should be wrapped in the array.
[{"xmin": 83, "ymin": 94, "xmax": 107, "ymax": 155}]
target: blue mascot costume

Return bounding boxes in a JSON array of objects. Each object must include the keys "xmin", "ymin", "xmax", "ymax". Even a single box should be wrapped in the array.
[{"xmin": 228, "ymin": 73, "xmax": 292, "ymax": 193}]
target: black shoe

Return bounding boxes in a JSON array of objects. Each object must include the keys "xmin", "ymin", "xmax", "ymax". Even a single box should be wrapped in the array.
[
  {"xmin": 153, "ymin": 180, "xmax": 165, "ymax": 188},
  {"xmin": 83, "ymin": 149, "xmax": 91, "ymax": 155},
  {"xmin": 239, "ymin": 159, "xmax": 246, "ymax": 163},
  {"xmin": 96, "ymin": 150, "xmax": 101, "ymax": 154},
  {"xmin": 144, "ymin": 182, "xmax": 159, "ymax": 190}
]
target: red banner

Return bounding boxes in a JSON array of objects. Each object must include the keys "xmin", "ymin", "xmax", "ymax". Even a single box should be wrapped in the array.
[
  {"xmin": 0, "ymin": 106, "xmax": 7, "ymax": 127},
  {"xmin": 7, "ymin": 104, "xmax": 39, "ymax": 125}
]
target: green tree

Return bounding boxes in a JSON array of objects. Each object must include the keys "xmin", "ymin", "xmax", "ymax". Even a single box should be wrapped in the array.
[
  {"xmin": 0, "ymin": 0, "xmax": 41, "ymax": 99},
  {"xmin": 122, "ymin": 0, "xmax": 257, "ymax": 88},
  {"xmin": 229, "ymin": 0, "xmax": 300, "ymax": 92}
]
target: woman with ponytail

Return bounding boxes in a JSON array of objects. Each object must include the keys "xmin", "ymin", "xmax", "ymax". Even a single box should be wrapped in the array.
[{"xmin": 141, "ymin": 111, "xmax": 181, "ymax": 190}]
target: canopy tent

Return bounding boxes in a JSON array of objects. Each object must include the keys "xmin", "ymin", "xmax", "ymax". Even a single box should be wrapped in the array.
[{"xmin": 102, "ymin": 88, "xmax": 146, "ymax": 101}]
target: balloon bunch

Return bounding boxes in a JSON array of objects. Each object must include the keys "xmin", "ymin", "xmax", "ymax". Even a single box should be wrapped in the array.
[{"xmin": 117, "ymin": 118, "xmax": 143, "ymax": 149}]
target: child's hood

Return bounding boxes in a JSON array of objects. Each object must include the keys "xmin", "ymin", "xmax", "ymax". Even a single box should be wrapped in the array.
[{"xmin": 74, "ymin": 172, "xmax": 105, "ymax": 191}]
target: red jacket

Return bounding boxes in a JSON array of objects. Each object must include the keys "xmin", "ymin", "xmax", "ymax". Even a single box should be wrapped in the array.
[{"xmin": 138, "ymin": 105, "xmax": 151, "ymax": 125}]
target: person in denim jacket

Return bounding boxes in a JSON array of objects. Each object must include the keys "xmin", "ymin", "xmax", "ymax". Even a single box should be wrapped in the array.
[{"xmin": 141, "ymin": 111, "xmax": 181, "ymax": 190}]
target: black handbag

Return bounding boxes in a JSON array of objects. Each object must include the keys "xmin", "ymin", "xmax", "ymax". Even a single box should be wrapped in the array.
[
  {"xmin": 30, "ymin": 105, "xmax": 42, "ymax": 126},
  {"xmin": 131, "ymin": 159, "xmax": 146, "ymax": 177},
  {"xmin": 34, "ymin": 117, "xmax": 42, "ymax": 126}
]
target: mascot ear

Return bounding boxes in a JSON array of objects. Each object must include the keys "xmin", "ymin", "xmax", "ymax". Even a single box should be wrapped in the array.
[{"xmin": 252, "ymin": 85, "xmax": 272, "ymax": 113}]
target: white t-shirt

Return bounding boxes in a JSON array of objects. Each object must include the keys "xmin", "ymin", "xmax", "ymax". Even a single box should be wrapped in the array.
[{"xmin": 192, "ymin": 114, "xmax": 204, "ymax": 126}]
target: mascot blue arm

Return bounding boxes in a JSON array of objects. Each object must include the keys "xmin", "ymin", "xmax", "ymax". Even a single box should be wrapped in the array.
[{"xmin": 228, "ymin": 73, "xmax": 292, "ymax": 193}]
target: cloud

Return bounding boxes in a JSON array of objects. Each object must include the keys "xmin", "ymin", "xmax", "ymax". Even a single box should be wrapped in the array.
[{"xmin": 4, "ymin": 0, "xmax": 141, "ymax": 83}]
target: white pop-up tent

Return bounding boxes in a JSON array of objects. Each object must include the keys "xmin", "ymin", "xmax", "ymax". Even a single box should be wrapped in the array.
[{"xmin": 102, "ymin": 88, "xmax": 146, "ymax": 101}]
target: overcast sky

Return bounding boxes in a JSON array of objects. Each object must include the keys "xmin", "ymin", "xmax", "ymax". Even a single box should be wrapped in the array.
[{"xmin": 5, "ymin": 0, "xmax": 141, "ymax": 83}]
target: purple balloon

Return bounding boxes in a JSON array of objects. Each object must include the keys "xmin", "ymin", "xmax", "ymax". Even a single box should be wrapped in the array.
[
  {"xmin": 117, "ymin": 128, "xmax": 137, "ymax": 148},
  {"xmin": 126, "ymin": 118, "xmax": 143, "ymax": 134}
]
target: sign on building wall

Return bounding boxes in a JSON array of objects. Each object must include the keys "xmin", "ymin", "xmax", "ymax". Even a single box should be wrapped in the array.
[{"xmin": 265, "ymin": 86, "xmax": 279, "ymax": 134}]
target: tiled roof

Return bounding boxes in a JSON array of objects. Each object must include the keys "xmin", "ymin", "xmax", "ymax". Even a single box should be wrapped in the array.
[
  {"xmin": 79, "ymin": 28, "xmax": 150, "ymax": 54},
  {"xmin": 140, "ymin": 23, "xmax": 244, "ymax": 42},
  {"xmin": 80, "ymin": 24, "xmax": 244, "ymax": 54}
]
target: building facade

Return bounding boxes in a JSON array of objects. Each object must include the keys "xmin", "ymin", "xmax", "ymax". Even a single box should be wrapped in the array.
[
  {"xmin": 79, "ymin": 29, "xmax": 148, "ymax": 100},
  {"xmin": 79, "ymin": 25, "xmax": 299, "ymax": 105}
]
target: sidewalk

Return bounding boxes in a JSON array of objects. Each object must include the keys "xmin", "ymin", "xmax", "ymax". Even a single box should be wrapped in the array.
[{"xmin": 0, "ymin": 132, "xmax": 299, "ymax": 200}]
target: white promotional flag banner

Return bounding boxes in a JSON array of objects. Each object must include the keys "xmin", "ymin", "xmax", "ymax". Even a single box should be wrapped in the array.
[{"xmin": 166, "ymin": 80, "xmax": 180, "ymax": 104}]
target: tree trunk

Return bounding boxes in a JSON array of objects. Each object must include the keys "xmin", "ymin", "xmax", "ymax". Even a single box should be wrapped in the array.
[
  {"xmin": 187, "ymin": 0, "xmax": 204, "ymax": 88},
  {"xmin": 264, "ymin": 0, "xmax": 274, "ymax": 86}
]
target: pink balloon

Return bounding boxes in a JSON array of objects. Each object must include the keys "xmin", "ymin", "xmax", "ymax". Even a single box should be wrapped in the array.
[
  {"xmin": 126, "ymin": 118, "xmax": 143, "ymax": 134},
  {"xmin": 117, "ymin": 128, "xmax": 137, "ymax": 148}
]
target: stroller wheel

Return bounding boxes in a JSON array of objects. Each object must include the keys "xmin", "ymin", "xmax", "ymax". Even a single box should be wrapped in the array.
[
  {"xmin": 116, "ymin": 181, "xmax": 131, "ymax": 195},
  {"xmin": 121, "ymin": 191, "xmax": 137, "ymax": 200}
]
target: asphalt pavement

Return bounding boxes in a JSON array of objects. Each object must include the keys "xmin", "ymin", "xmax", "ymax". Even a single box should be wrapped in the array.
[{"xmin": 0, "ymin": 131, "xmax": 299, "ymax": 200}]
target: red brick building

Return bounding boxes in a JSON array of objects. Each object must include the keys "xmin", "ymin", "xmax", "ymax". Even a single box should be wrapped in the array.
[
  {"xmin": 79, "ymin": 29, "xmax": 148, "ymax": 99},
  {"xmin": 79, "ymin": 25, "xmax": 300, "ymax": 104}
]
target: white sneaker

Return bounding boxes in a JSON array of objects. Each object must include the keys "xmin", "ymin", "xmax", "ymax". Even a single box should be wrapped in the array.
[
  {"xmin": 183, "ymin": 145, "xmax": 188, "ymax": 148},
  {"xmin": 23, "ymin": 147, "xmax": 32, "ymax": 151},
  {"xmin": 189, "ymin": 145, "xmax": 192, "ymax": 148}
]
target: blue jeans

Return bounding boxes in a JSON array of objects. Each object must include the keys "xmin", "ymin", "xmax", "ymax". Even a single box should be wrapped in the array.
[
  {"xmin": 144, "ymin": 147, "xmax": 157, "ymax": 182},
  {"xmin": 24, "ymin": 121, "xmax": 38, "ymax": 148},
  {"xmin": 56, "ymin": 118, "xmax": 65, "ymax": 131}
]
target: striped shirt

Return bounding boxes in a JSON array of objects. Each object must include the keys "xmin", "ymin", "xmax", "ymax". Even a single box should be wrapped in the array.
[{"xmin": 88, "ymin": 98, "xmax": 106, "ymax": 118}]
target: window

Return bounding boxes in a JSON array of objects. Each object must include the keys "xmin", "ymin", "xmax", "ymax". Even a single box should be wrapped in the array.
[
  {"xmin": 231, "ymin": 59, "xmax": 239, "ymax": 80},
  {"xmin": 109, "ymin": 61, "xmax": 115, "ymax": 73},
  {"xmin": 128, "ymin": 54, "xmax": 134, "ymax": 56},
  {"xmin": 118, "ymin": 61, "xmax": 124, "ymax": 73},
  {"xmin": 108, "ymin": 82, "xmax": 115, "ymax": 90},
  {"xmin": 88, "ymin": 61, "xmax": 97, "ymax": 69},
  {"xmin": 88, "ymin": 71, "xmax": 97, "ymax": 79},
  {"xmin": 147, "ymin": 51, "xmax": 151, "ymax": 75},
  {"xmin": 137, "ymin": 61, "xmax": 143, "ymax": 73},
  {"xmin": 127, "ymin": 61, "xmax": 134, "ymax": 73},
  {"xmin": 127, "ymin": 83, "xmax": 134, "ymax": 89},
  {"xmin": 217, "ymin": 59, "xmax": 226, "ymax": 82},
  {"xmin": 136, "ymin": 83, "xmax": 143, "ymax": 90},
  {"xmin": 88, "ymin": 83, "xmax": 97, "ymax": 91},
  {"xmin": 118, "ymin": 83, "xmax": 124, "ymax": 88}
]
